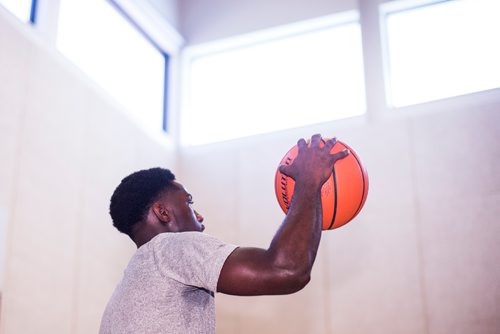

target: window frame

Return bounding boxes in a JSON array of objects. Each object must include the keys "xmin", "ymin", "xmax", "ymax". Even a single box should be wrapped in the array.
[
  {"xmin": 29, "ymin": 0, "xmax": 37, "ymax": 24},
  {"xmin": 4, "ymin": 0, "xmax": 499, "ymax": 143},
  {"xmin": 107, "ymin": 0, "xmax": 171, "ymax": 133},
  {"xmin": 54, "ymin": 0, "xmax": 173, "ymax": 135},
  {"xmin": 180, "ymin": 10, "xmax": 366, "ymax": 146},
  {"xmin": 379, "ymin": 0, "xmax": 500, "ymax": 109},
  {"xmin": 0, "ymin": 0, "xmax": 37, "ymax": 23}
]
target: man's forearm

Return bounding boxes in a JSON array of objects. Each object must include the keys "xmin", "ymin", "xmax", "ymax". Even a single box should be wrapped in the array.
[{"xmin": 268, "ymin": 180, "xmax": 323, "ymax": 276}]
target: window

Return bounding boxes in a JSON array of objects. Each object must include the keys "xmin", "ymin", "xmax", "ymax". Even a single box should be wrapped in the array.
[
  {"xmin": 0, "ymin": 0, "xmax": 36, "ymax": 23},
  {"xmin": 383, "ymin": 0, "xmax": 500, "ymax": 107},
  {"xmin": 57, "ymin": 0, "xmax": 168, "ymax": 133},
  {"xmin": 182, "ymin": 13, "xmax": 366, "ymax": 145}
]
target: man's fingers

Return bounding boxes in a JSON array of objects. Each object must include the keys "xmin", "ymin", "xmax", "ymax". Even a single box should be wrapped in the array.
[
  {"xmin": 324, "ymin": 137, "xmax": 337, "ymax": 151},
  {"xmin": 310, "ymin": 134, "xmax": 322, "ymax": 147},
  {"xmin": 296, "ymin": 138, "xmax": 307, "ymax": 153},
  {"xmin": 279, "ymin": 164, "xmax": 293, "ymax": 177},
  {"xmin": 297, "ymin": 138, "xmax": 307, "ymax": 148},
  {"xmin": 332, "ymin": 149, "xmax": 350, "ymax": 162}
]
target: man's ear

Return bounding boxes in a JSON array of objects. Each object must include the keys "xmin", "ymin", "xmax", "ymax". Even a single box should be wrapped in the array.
[{"xmin": 151, "ymin": 202, "xmax": 171, "ymax": 224}]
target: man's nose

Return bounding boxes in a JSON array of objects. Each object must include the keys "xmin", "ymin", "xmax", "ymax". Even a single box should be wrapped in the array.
[{"xmin": 195, "ymin": 210, "xmax": 204, "ymax": 223}]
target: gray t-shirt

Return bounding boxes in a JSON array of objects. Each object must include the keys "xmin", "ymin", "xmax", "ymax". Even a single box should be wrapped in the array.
[{"xmin": 99, "ymin": 232, "xmax": 237, "ymax": 334}]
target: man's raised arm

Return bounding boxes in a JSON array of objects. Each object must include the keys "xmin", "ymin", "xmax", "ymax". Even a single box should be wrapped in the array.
[{"xmin": 217, "ymin": 134, "xmax": 349, "ymax": 296}]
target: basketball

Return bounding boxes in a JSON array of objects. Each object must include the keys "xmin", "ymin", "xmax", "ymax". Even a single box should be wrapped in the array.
[{"xmin": 274, "ymin": 139, "xmax": 369, "ymax": 230}]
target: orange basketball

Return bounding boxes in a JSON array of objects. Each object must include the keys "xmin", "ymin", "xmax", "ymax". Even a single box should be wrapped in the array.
[{"xmin": 274, "ymin": 139, "xmax": 369, "ymax": 230}]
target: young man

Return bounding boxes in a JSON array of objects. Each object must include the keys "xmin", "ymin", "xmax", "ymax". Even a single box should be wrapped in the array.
[{"xmin": 99, "ymin": 134, "xmax": 348, "ymax": 333}]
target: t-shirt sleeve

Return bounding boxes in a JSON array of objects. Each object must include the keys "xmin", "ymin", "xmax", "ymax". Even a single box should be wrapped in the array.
[{"xmin": 151, "ymin": 232, "xmax": 237, "ymax": 292}]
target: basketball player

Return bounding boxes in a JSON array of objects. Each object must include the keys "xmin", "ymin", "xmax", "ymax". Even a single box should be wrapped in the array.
[{"xmin": 99, "ymin": 134, "xmax": 349, "ymax": 333}]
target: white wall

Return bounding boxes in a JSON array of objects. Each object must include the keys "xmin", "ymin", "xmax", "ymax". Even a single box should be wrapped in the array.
[{"xmin": 0, "ymin": 8, "xmax": 177, "ymax": 333}]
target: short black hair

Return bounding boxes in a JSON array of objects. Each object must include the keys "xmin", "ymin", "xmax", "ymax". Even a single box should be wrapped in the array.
[{"xmin": 109, "ymin": 167, "xmax": 176, "ymax": 237}]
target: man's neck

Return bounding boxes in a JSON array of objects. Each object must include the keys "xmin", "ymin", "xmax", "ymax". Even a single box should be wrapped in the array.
[{"xmin": 133, "ymin": 227, "xmax": 163, "ymax": 248}]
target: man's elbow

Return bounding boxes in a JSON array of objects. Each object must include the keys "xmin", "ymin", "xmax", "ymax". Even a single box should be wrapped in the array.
[
  {"xmin": 280, "ymin": 269, "xmax": 311, "ymax": 294},
  {"xmin": 270, "ymin": 253, "xmax": 314, "ymax": 294},
  {"xmin": 292, "ymin": 271, "xmax": 311, "ymax": 293}
]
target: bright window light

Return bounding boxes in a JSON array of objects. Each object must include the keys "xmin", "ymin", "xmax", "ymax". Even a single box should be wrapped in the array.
[
  {"xmin": 384, "ymin": 0, "xmax": 500, "ymax": 107},
  {"xmin": 57, "ymin": 0, "xmax": 167, "ymax": 133},
  {"xmin": 0, "ymin": 0, "xmax": 33, "ymax": 22},
  {"xmin": 182, "ymin": 18, "xmax": 366, "ymax": 145}
]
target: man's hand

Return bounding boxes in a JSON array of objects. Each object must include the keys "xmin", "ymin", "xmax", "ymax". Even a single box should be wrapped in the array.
[{"xmin": 278, "ymin": 134, "xmax": 349, "ymax": 188}]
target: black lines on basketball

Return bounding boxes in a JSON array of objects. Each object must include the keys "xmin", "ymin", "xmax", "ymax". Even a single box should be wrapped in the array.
[
  {"xmin": 350, "ymin": 151, "xmax": 366, "ymax": 218},
  {"xmin": 280, "ymin": 156, "xmax": 293, "ymax": 210},
  {"xmin": 327, "ymin": 168, "xmax": 338, "ymax": 230}
]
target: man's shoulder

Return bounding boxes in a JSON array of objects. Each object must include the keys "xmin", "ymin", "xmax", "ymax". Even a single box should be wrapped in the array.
[
  {"xmin": 148, "ymin": 232, "xmax": 230, "ymax": 254},
  {"xmin": 152, "ymin": 231, "xmax": 218, "ymax": 242}
]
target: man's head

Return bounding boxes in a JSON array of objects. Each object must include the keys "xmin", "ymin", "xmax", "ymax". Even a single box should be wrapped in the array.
[{"xmin": 109, "ymin": 167, "xmax": 204, "ymax": 245}]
